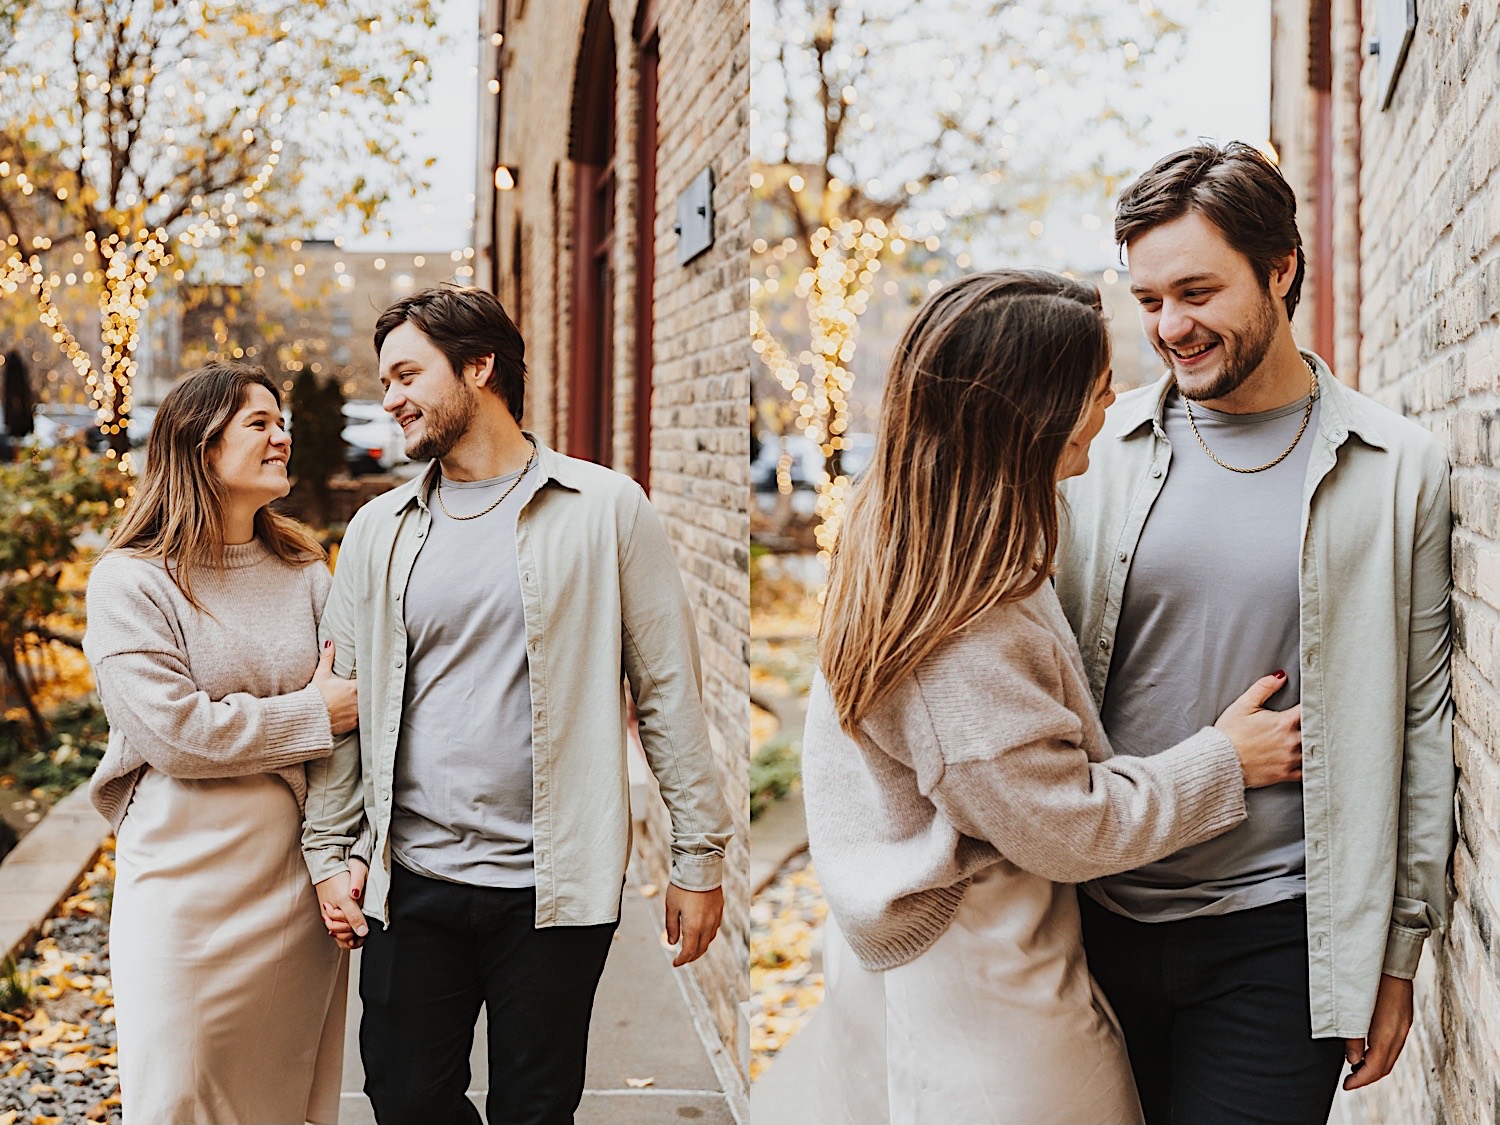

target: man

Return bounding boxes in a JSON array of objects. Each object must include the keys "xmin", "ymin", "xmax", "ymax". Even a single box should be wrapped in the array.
[
  {"xmin": 302, "ymin": 285, "xmax": 733, "ymax": 1125},
  {"xmin": 1056, "ymin": 142, "xmax": 1455, "ymax": 1125}
]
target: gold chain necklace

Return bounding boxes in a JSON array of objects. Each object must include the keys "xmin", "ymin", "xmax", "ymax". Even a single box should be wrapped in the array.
[
  {"xmin": 435, "ymin": 441, "xmax": 537, "ymax": 521},
  {"xmin": 1183, "ymin": 360, "xmax": 1318, "ymax": 474}
]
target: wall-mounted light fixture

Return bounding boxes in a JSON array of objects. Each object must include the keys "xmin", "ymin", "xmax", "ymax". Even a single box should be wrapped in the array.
[{"xmin": 494, "ymin": 165, "xmax": 517, "ymax": 191}]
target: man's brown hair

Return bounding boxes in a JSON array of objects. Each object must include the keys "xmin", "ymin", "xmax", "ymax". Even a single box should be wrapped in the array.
[
  {"xmin": 374, "ymin": 284, "xmax": 527, "ymax": 422},
  {"xmin": 1114, "ymin": 142, "xmax": 1305, "ymax": 319}
]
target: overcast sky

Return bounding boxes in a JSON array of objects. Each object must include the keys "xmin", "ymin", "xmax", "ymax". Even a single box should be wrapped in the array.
[{"xmin": 321, "ymin": 0, "xmax": 481, "ymax": 253}]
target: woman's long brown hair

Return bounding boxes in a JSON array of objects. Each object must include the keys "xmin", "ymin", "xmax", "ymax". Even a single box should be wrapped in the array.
[
  {"xmin": 819, "ymin": 269, "xmax": 1110, "ymax": 733},
  {"xmin": 109, "ymin": 361, "xmax": 325, "ymax": 609}
]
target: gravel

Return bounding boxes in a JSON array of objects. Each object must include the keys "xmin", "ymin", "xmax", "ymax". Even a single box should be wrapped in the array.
[
  {"xmin": 748, "ymin": 850, "xmax": 827, "ymax": 1082},
  {"xmin": 0, "ymin": 846, "xmax": 120, "ymax": 1124}
]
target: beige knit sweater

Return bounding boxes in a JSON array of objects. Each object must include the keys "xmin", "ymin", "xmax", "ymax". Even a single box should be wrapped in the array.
[
  {"xmin": 802, "ymin": 580, "xmax": 1250, "ymax": 971},
  {"xmin": 83, "ymin": 541, "xmax": 336, "ymax": 830}
]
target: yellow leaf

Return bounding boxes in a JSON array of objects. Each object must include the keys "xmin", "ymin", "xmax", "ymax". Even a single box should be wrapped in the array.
[
  {"xmin": 25, "ymin": 1023, "xmax": 62, "ymax": 1051},
  {"xmin": 0, "ymin": 1110, "xmax": 15, "ymax": 1125},
  {"xmin": 54, "ymin": 1053, "xmax": 90, "ymax": 1073},
  {"xmin": 625, "ymin": 1076, "xmax": 655, "ymax": 1088}
]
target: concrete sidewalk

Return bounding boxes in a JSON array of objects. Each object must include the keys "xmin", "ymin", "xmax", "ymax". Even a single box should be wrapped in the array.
[{"xmin": 338, "ymin": 877, "xmax": 737, "ymax": 1125}]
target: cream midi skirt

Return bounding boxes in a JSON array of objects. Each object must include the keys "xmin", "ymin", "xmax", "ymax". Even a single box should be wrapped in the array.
[
  {"xmin": 817, "ymin": 863, "xmax": 1145, "ymax": 1125},
  {"xmin": 111, "ymin": 768, "xmax": 348, "ymax": 1125}
]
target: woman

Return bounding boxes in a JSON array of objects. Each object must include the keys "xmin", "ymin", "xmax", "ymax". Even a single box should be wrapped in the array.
[
  {"xmin": 802, "ymin": 270, "xmax": 1303, "ymax": 1124},
  {"xmin": 84, "ymin": 362, "xmax": 360, "ymax": 1124}
]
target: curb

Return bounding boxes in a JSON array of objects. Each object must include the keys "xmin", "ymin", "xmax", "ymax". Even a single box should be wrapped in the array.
[{"xmin": 0, "ymin": 784, "xmax": 109, "ymax": 965}]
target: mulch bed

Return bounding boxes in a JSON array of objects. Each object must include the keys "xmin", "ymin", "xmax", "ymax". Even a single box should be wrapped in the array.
[
  {"xmin": 0, "ymin": 845, "xmax": 119, "ymax": 1124},
  {"xmin": 748, "ymin": 850, "xmax": 827, "ymax": 1082}
]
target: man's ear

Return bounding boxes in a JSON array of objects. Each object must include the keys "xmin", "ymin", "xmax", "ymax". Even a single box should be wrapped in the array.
[
  {"xmin": 1270, "ymin": 250, "xmax": 1298, "ymax": 300},
  {"xmin": 467, "ymin": 354, "xmax": 497, "ymax": 388}
]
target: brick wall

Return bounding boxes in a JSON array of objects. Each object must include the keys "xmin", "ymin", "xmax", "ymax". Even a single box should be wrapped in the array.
[
  {"xmin": 1273, "ymin": 3, "xmax": 1500, "ymax": 1122},
  {"xmin": 484, "ymin": 0, "xmax": 751, "ymax": 1082},
  {"xmin": 633, "ymin": 0, "xmax": 752, "ymax": 1076}
]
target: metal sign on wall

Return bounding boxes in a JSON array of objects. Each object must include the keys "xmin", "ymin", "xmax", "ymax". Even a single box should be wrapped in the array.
[
  {"xmin": 676, "ymin": 167, "xmax": 715, "ymax": 264},
  {"xmin": 1371, "ymin": 0, "xmax": 1417, "ymax": 110}
]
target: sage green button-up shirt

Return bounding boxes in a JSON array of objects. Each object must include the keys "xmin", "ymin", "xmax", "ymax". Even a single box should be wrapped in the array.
[
  {"xmin": 301, "ymin": 435, "xmax": 733, "ymax": 928},
  {"xmin": 1056, "ymin": 352, "xmax": 1455, "ymax": 1039}
]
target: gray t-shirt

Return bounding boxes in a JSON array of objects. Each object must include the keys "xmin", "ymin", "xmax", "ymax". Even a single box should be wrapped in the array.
[
  {"xmin": 391, "ymin": 460, "xmax": 544, "ymax": 888},
  {"xmin": 1089, "ymin": 389, "xmax": 1320, "ymax": 921}
]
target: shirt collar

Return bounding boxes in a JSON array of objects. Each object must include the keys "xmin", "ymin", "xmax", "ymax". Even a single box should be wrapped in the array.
[
  {"xmin": 1112, "ymin": 348, "xmax": 1389, "ymax": 451},
  {"xmin": 396, "ymin": 430, "xmax": 586, "ymax": 515}
]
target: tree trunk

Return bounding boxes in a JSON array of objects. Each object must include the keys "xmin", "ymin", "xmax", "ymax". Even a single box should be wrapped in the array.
[{"xmin": 0, "ymin": 643, "xmax": 49, "ymax": 743}]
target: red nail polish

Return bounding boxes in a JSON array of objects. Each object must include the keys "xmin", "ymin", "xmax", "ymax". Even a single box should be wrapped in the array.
[{"xmin": 1274, "ymin": 670, "xmax": 1286, "ymax": 679}]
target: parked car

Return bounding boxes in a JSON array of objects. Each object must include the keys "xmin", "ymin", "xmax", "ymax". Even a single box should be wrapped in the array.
[
  {"xmin": 342, "ymin": 401, "xmax": 408, "ymax": 476},
  {"xmin": 21, "ymin": 403, "xmax": 157, "ymax": 452},
  {"xmin": 750, "ymin": 431, "xmax": 876, "ymax": 492},
  {"xmin": 26, "ymin": 404, "xmax": 108, "ymax": 451}
]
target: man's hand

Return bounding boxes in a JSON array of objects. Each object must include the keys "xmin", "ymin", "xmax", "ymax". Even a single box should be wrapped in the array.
[
  {"xmin": 1343, "ymin": 973, "xmax": 1414, "ymax": 1090},
  {"xmin": 316, "ymin": 858, "xmax": 369, "ymax": 951},
  {"xmin": 664, "ymin": 884, "xmax": 723, "ymax": 967}
]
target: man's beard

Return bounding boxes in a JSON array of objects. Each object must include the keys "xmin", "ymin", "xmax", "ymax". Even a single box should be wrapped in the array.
[
  {"xmin": 1165, "ymin": 289, "xmax": 1281, "ymax": 403},
  {"xmin": 405, "ymin": 380, "xmax": 478, "ymax": 461}
]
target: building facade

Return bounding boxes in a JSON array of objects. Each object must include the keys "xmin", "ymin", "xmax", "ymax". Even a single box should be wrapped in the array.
[
  {"xmin": 475, "ymin": 0, "xmax": 751, "ymax": 1091},
  {"xmin": 1271, "ymin": 4, "xmax": 1500, "ymax": 1122}
]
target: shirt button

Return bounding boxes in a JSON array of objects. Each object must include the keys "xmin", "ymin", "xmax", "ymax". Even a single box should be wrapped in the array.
[
  {"xmin": 1117, "ymin": 551, "xmax": 1128, "ymax": 563},
  {"xmin": 1151, "ymin": 467, "xmax": 1164, "ymax": 478},
  {"xmin": 387, "ymin": 724, "xmax": 396, "ymax": 733},
  {"xmin": 395, "ymin": 659, "xmax": 404, "ymax": 669},
  {"xmin": 1098, "ymin": 638, "xmax": 1109, "ymax": 650}
]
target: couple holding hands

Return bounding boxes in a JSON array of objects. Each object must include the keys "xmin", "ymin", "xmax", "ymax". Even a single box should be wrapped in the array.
[
  {"xmin": 83, "ymin": 285, "xmax": 733, "ymax": 1125},
  {"xmin": 805, "ymin": 142, "xmax": 1455, "ymax": 1124}
]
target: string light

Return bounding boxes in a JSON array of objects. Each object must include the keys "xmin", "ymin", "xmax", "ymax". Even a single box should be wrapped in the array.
[{"xmin": 752, "ymin": 216, "xmax": 889, "ymax": 565}]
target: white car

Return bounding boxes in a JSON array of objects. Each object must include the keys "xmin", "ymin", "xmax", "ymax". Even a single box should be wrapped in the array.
[{"xmin": 342, "ymin": 401, "xmax": 409, "ymax": 475}]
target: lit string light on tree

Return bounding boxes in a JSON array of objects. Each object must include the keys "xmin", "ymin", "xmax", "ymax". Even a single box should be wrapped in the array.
[
  {"xmin": 752, "ymin": 216, "xmax": 889, "ymax": 565},
  {"xmin": 0, "ymin": 137, "xmax": 283, "ymax": 454}
]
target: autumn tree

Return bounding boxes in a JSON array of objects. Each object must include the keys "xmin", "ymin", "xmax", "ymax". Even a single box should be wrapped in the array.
[
  {"xmin": 751, "ymin": 0, "xmax": 1189, "ymax": 557},
  {"xmin": 0, "ymin": 0, "xmax": 438, "ymax": 455}
]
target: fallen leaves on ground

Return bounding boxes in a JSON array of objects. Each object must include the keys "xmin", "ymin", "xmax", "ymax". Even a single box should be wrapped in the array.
[
  {"xmin": 0, "ymin": 844, "xmax": 119, "ymax": 1123},
  {"xmin": 749, "ymin": 852, "xmax": 827, "ymax": 1082},
  {"xmin": 624, "ymin": 1076, "xmax": 655, "ymax": 1088}
]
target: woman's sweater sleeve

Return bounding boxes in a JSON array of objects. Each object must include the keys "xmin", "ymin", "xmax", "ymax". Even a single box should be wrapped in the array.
[
  {"xmin": 84, "ymin": 560, "xmax": 334, "ymax": 778},
  {"xmin": 870, "ymin": 618, "xmax": 1247, "ymax": 886}
]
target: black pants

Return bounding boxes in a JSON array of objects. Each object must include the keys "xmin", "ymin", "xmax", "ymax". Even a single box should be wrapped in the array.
[
  {"xmin": 359, "ymin": 863, "xmax": 619, "ymax": 1125},
  {"xmin": 1080, "ymin": 894, "xmax": 1346, "ymax": 1125}
]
